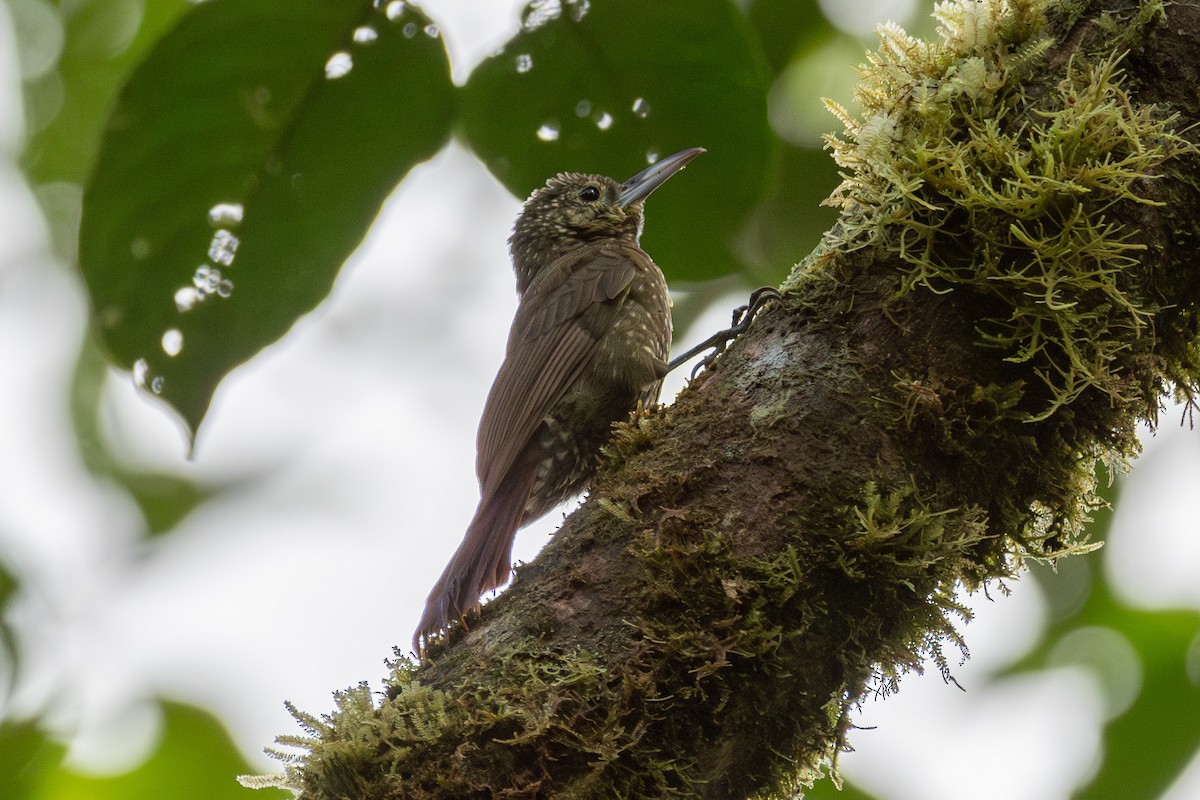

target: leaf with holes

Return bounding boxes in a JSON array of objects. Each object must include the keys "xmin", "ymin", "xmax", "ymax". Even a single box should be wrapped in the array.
[
  {"xmin": 461, "ymin": 0, "xmax": 773, "ymax": 283},
  {"xmin": 80, "ymin": 0, "xmax": 455, "ymax": 438}
]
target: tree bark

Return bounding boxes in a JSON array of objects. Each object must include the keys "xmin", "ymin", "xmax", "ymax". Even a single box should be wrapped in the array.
[{"xmin": 262, "ymin": 1, "xmax": 1200, "ymax": 798}]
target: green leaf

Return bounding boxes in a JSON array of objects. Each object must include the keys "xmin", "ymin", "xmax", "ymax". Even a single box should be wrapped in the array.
[
  {"xmin": 70, "ymin": 335, "xmax": 212, "ymax": 537},
  {"xmin": 0, "ymin": 720, "xmax": 67, "ymax": 800},
  {"xmin": 37, "ymin": 701, "xmax": 288, "ymax": 800},
  {"xmin": 1026, "ymin": 563, "xmax": 1200, "ymax": 799},
  {"xmin": 746, "ymin": 0, "xmax": 832, "ymax": 77},
  {"xmin": 117, "ymin": 470, "xmax": 214, "ymax": 537},
  {"xmin": 22, "ymin": 0, "xmax": 194, "ymax": 187},
  {"xmin": 803, "ymin": 775, "xmax": 881, "ymax": 800},
  {"xmin": 80, "ymin": 0, "xmax": 455, "ymax": 437},
  {"xmin": 735, "ymin": 142, "xmax": 840, "ymax": 283},
  {"xmin": 461, "ymin": 0, "xmax": 773, "ymax": 283},
  {"xmin": 0, "ymin": 556, "xmax": 19, "ymax": 693},
  {"xmin": 1074, "ymin": 608, "xmax": 1200, "ymax": 799},
  {"xmin": 1017, "ymin": 490, "xmax": 1200, "ymax": 799}
]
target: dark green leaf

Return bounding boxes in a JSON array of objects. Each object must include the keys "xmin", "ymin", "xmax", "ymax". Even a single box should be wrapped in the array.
[
  {"xmin": 80, "ymin": 0, "xmax": 455, "ymax": 437},
  {"xmin": 747, "ymin": 0, "xmax": 833, "ymax": 77},
  {"xmin": 461, "ymin": 0, "xmax": 773, "ymax": 283},
  {"xmin": 22, "ymin": 0, "xmax": 194, "ymax": 186},
  {"xmin": 735, "ymin": 142, "xmax": 840, "ymax": 283}
]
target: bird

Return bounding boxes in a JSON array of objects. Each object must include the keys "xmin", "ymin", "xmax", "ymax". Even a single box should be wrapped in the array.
[{"xmin": 414, "ymin": 147, "xmax": 705, "ymax": 650}]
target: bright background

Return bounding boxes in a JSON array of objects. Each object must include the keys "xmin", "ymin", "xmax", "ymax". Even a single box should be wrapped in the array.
[{"xmin": 1, "ymin": 1, "xmax": 1199, "ymax": 798}]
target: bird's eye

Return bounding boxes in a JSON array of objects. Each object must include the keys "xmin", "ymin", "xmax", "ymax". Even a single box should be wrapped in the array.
[{"xmin": 579, "ymin": 185, "xmax": 600, "ymax": 202}]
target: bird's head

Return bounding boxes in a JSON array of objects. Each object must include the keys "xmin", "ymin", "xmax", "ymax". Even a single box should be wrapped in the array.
[{"xmin": 509, "ymin": 147, "xmax": 704, "ymax": 293}]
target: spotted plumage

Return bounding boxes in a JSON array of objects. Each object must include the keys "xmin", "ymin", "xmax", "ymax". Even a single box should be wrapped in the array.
[{"xmin": 414, "ymin": 148, "xmax": 704, "ymax": 649}]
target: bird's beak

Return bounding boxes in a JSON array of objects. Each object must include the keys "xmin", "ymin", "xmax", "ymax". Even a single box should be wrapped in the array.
[{"xmin": 616, "ymin": 147, "xmax": 705, "ymax": 209}]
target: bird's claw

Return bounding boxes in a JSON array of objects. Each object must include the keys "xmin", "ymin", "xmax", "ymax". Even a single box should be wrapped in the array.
[{"xmin": 668, "ymin": 286, "xmax": 782, "ymax": 377}]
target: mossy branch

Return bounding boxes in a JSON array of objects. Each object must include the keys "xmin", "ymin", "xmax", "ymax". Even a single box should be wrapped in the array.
[{"xmin": 245, "ymin": 1, "xmax": 1200, "ymax": 798}]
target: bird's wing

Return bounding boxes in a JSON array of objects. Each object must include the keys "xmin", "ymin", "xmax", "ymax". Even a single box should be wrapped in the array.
[{"xmin": 475, "ymin": 243, "xmax": 641, "ymax": 497}]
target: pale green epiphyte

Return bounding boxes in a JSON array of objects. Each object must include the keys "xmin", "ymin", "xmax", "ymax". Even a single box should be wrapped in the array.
[{"xmin": 803, "ymin": 0, "xmax": 1195, "ymax": 421}]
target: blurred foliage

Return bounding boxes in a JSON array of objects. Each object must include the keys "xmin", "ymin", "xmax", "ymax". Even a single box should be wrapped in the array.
[
  {"xmin": 69, "ymin": 335, "xmax": 215, "ymax": 536},
  {"xmin": 1016, "ymin": 479, "xmax": 1200, "ymax": 800},
  {"xmin": 747, "ymin": 0, "xmax": 829, "ymax": 74},
  {"xmin": 803, "ymin": 773, "xmax": 881, "ymax": 800},
  {"xmin": 0, "ymin": 556, "xmax": 16, "ymax": 696},
  {"xmin": 16, "ymin": 0, "xmax": 210, "ymax": 532},
  {"xmin": 73, "ymin": 0, "xmax": 837, "ymax": 436},
  {"xmin": 0, "ymin": 718, "xmax": 66, "ymax": 800},
  {"xmin": 79, "ymin": 0, "xmax": 456, "ymax": 435},
  {"xmin": 3, "ymin": 0, "xmax": 1199, "ymax": 798},
  {"xmin": 20, "ymin": 0, "xmax": 193, "ymax": 185},
  {"xmin": 1, "ymin": 702, "xmax": 288, "ymax": 800},
  {"xmin": 461, "ymin": 0, "xmax": 773, "ymax": 283}
]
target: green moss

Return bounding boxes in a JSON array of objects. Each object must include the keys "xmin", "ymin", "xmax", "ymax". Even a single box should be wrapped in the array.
[
  {"xmin": 1093, "ymin": 0, "xmax": 1166, "ymax": 51},
  {"xmin": 825, "ymin": 482, "xmax": 986, "ymax": 684},
  {"xmin": 268, "ymin": 647, "xmax": 665, "ymax": 800},
  {"xmin": 820, "ymin": 2, "xmax": 1194, "ymax": 422},
  {"xmin": 623, "ymin": 515, "xmax": 846, "ymax": 796},
  {"xmin": 263, "ymin": 468, "xmax": 1081, "ymax": 799},
  {"xmin": 793, "ymin": 0, "xmax": 1199, "ymax": 576},
  {"xmin": 250, "ymin": 2, "xmax": 1200, "ymax": 798}
]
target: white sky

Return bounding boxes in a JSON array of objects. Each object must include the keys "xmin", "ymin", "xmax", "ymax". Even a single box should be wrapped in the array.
[{"xmin": 0, "ymin": 1, "xmax": 1198, "ymax": 798}]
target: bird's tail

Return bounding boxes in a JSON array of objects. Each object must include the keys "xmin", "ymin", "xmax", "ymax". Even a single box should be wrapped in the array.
[{"xmin": 413, "ymin": 465, "xmax": 536, "ymax": 653}]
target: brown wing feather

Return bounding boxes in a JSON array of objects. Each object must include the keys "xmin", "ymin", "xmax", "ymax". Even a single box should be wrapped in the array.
[
  {"xmin": 475, "ymin": 243, "xmax": 639, "ymax": 496},
  {"xmin": 416, "ymin": 241, "xmax": 661, "ymax": 648},
  {"xmin": 413, "ymin": 443, "xmax": 541, "ymax": 650}
]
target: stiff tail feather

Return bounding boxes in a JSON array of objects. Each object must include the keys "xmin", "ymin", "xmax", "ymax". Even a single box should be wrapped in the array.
[{"xmin": 413, "ymin": 464, "xmax": 537, "ymax": 652}]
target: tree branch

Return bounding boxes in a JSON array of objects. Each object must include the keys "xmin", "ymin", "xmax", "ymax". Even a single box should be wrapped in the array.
[{"xmin": 253, "ymin": 1, "xmax": 1200, "ymax": 797}]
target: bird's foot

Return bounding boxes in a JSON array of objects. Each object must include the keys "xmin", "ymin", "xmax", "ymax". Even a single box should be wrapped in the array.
[{"xmin": 667, "ymin": 286, "xmax": 782, "ymax": 377}]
